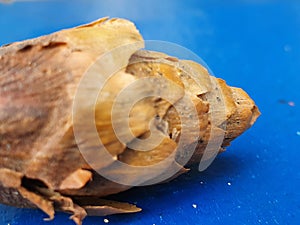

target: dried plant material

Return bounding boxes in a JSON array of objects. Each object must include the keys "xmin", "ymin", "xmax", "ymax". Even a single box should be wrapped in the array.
[
  {"xmin": 0, "ymin": 18, "xmax": 260, "ymax": 224},
  {"xmin": 59, "ymin": 169, "xmax": 92, "ymax": 190}
]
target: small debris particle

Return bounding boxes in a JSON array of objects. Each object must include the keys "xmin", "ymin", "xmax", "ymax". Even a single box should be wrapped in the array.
[
  {"xmin": 200, "ymin": 181, "xmax": 204, "ymax": 184},
  {"xmin": 103, "ymin": 218, "xmax": 109, "ymax": 223},
  {"xmin": 237, "ymin": 205, "xmax": 241, "ymax": 209},
  {"xmin": 278, "ymin": 99, "xmax": 296, "ymax": 106},
  {"xmin": 227, "ymin": 182, "xmax": 232, "ymax": 186},
  {"xmin": 192, "ymin": 204, "xmax": 197, "ymax": 209},
  {"xmin": 296, "ymin": 131, "xmax": 300, "ymax": 136}
]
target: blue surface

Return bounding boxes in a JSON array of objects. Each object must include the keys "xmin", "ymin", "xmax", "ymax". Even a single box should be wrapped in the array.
[{"xmin": 1, "ymin": 1, "xmax": 300, "ymax": 225}]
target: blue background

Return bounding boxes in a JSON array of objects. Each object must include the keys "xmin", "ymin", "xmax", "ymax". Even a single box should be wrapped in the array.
[{"xmin": 0, "ymin": 0, "xmax": 299, "ymax": 225}]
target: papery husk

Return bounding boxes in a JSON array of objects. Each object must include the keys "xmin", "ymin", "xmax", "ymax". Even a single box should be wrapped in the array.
[{"xmin": 0, "ymin": 18, "xmax": 260, "ymax": 225}]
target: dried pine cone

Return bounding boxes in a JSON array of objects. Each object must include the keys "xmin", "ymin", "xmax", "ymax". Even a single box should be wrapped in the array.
[{"xmin": 0, "ymin": 18, "xmax": 260, "ymax": 225}]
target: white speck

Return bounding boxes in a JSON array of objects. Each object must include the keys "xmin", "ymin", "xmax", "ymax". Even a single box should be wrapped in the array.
[
  {"xmin": 227, "ymin": 182, "xmax": 232, "ymax": 186},
  {"xmin": 104, "ymin": 218, "xmax": 109, "ymax": 223},
  {"xmin": 288, "ymin": 101, "xmax": 295, "ymax": 107},
  {"xmin": 192, "ymin": 204, "xmax": 197, "ymax": 209},
  {"xmin": 296, "ymin": 131, "xmax": 300, "ymax": 136},
  {"xmin": 237, "ymin": 205, "xmax": 241, "ymax": 208},
  {"xmin": 200, "ymin": 181, "xmax": 204, "ymax": 184}
]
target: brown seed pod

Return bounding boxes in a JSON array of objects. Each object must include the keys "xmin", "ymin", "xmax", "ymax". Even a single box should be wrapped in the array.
[{"xmin": 0, "ymin": 18, "xmax": 260, "ymax": 225}]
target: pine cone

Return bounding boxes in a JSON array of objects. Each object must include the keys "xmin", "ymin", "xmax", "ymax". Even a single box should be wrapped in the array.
[{"xmin": 0, "ymin": 18, "xmax": 260, "ymax": 225}]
